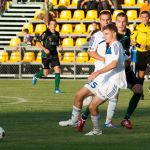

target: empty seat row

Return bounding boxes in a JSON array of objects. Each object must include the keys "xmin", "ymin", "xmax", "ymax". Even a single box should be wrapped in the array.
[{"xmin": 0, "ymin": 51, "xmax": 95, "ymax": 63}]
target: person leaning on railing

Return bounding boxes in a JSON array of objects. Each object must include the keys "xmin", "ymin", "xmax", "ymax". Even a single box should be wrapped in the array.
[{"xmin": 131, "ymin": 11, "xmax": 150, "ymax": 100}]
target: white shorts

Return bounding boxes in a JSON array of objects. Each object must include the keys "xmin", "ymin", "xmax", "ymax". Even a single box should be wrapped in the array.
[{"xmin": 84, "ymin": 80, "xmax": 119, "ymax": 101}]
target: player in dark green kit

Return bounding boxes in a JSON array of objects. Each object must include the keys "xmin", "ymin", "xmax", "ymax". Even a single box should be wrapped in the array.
[{"xmin": 32, "ymin": 19, "xmax": 61, "ymax": 94}]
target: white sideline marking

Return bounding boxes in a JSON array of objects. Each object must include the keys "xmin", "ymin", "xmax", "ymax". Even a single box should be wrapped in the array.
[{"xmin": 0, "ymin": 96, "xmax": 27, "ymax": 104}]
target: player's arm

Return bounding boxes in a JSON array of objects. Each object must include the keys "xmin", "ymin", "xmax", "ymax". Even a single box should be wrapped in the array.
[
  {"xmin": 36, "ymin": 32, "xmax": 50, "ymax": 54},
  {"xmin": 88, "ymin": 51, "xmax": 105, "ymax": 62},
  {"xmin": 88, "ymin": 60, "xmax": 118, "ymax": 81}
]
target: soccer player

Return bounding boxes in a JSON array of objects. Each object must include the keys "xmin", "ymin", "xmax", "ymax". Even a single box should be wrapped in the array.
[
  {"xmin": 32, "ymin": 19, "xmax": 61, "ymax": 94},
  {"xmin": 59, "ymin": 23, "xmax": 127, "ymax": 136}
]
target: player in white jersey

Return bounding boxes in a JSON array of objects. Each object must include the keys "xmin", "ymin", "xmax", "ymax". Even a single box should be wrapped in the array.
[{"xmin": 59, "ymin": 24, "xmax": 127, "ymax": 135}]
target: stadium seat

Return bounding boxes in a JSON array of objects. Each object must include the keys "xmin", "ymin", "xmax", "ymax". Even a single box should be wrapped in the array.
[
  {"xmin": 128, "ymin": 24, "xmax": 136, "ymax": 32},
  {"xmin": 49, "ymin": 0, "xmax": 58, "ymax": 5},
  {"xmin": 73, "ymin": 24, "xmax": 86, "ymax": 34},
  {"xmin": 72, "ymin": 10, "xmax": 85, "ymax": 20},
  {"xmin": 9, "ymin": 51, "xmax": 21, "ymax": 62},
  {"xmin": 60, "ymin": 24, "xmax": 73, "ymax": 34},
  {"xmin": 70, "ymin": 0, "xmax": 78, "ymax": 6},
  {"xmin": 22, "ymin": 52, "xmax": 35, "ymax": 62},
  {"xmin": 87, "ymin": 57, "xmax": 95, "ymax": 63},
  {"xmin": 58, "ymin": 0, "xmax": 70, "ymax": 6},
  {"xmin": 56, "ymin": 24, "xmax": 60, "ymax": 32},
  {"xmin": 62, "ymin": 38, "xmax": 74, "ymax": 47},
  {"xmin": 9, "ymin": 37, "xmax": 21, "ymax": 47},
  {"xmin": 61, "ymin": 52, "xmax": 74, "ymax": 62},
  {"xmin": 136, "ymin": 0, "xmax": 144, "ymax": 6},
  {"xmin": 75, "ymin": 38, "xmax": 87, "ymax": 46},
  {"xmin": 33, "ymin": 52, "xmax": 41, "ymax": 63},
  {"xmin": 87, "ymin": 24, "xmax": 99, "ymax": 33},
  {"xmin": 34, "ymin": 24, "xmax": 46, "ymax": 35},
  {"xmin": 33, "ymin": 10, "xmax": 45, "ymax": 20},
  {"xmin": 0, "ymin": 51, "xmax": 8, "ymax": 62},
  {"xmin": 85, "ymin": 10, "xmax": 98, "ymax": 20},
  {"xmin": 112, "ymin": 10, "xmax": 124, "ymax": 20},
  {"xmin": 21, "ymin": 23, "xmax": 33, "ymax": 34},
  {"xmin": 123, "ymin": 0, "xmax": 135, "ymax": 6},
  {"xmin": 59, "ymin": 10, "xmax": 72, "ymax": 20},
  {"xmin": 76, "ymin": 52, "xmax": 89, "ymax": 63},
  {"xmin": 126, "ymin": 10, "xmax": 137, "ymax": 20}
]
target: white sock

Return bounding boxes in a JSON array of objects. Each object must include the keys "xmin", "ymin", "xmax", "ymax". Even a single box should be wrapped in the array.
[
  {"xmin": 105, "ymin": 100, "xmax": 117, "ymax": 124},
  {"xmin": 71, "ymin": 105, "xmax": 81, "ymax": 124},
  {"xmin": 91, "ymin": 114, "xmax": 100, "ymax": 130}
]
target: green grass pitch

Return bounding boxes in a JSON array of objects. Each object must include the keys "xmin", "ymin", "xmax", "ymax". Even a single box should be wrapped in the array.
[{"xmin": 0, "ymin": 79, "xmax": 149, "ymax": 150}]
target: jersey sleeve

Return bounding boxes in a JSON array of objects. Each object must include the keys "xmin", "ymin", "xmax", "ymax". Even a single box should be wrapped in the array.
[
  {"xmin": 88, "ymin": 35, "xmax": 98, "ymax": 52},
  {"xmin": 110, "ymin": 44, "xmax": 120, "ymax": 61}
]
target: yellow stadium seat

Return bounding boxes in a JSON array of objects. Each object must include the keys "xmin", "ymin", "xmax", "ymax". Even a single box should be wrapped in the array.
[
  {"xmin": 33, "ymin": 52, "xmax": 41, "ymax": 63},
  {"xmin": 126, "ymin": 10, "xmax": 137, "ymax": 20},
  {"xmin": 60, "ymin": 24, "xmax": 73, "ymax": 34},
  {"xmin": 62, "ymin": 38, "xmax": 74, "ymax": 47},
  {"xmin": 75, "ymin": 38, "xmax": 87, "ymax": 46},
  {"xmin": 87, "ymin": 24, "xmax": 99, "ymax": 33},
  {"xmin": 58, "ymin": 0, "xmax": 70, "ymax": 6},
  {"xmin": 59, "ymin": 10, "xmax": 72, "ymax": 20},
  {"xmin": 128, "ymin": 24, "xmax": 136, "ymax": 32},
  {"xmin": 9, "ymin": 37, "xmax": 21, "ymax": 47},
  {"xmin": 73, "ymin": 24, "xmax": 86, "ymax": 34},
  {"xmin": 85, "ymin": 10, "xmax": 98, "ymax": 20},
  {"xmin": 112, "ymin": 10, "xmax": 124, "ymax": 20},
  {"xmin": 87, "ymin": 57, "xmax": 95, "ymax": 63},
  {"xmin": 9, "ymin": 51, "xmax": 21, "ymax": 62},
  {"xmin": 56, "ymin": 24, "xmax": 60, "ymax": 32},
  {"xmin": 21, "ymin": 23, "xmax": 34, "ymax": 34},
  {"xmin": 136, "ymin": 0, "xmax": 144, "ymax": 6},
  {"xmin": 33, "ymin": 10, "xmax": 45, "ymax": 20},
  {"xmin": 23, "ymin": 52, "xmax": 35, "ymax": 62},
  {"xmin": 61, "ymin": 52, "xmax": 74, "ymax": 62},
  {"xmin": 76, "ymin": 52, "xmax": 89, "ymax": 63},
  {"xmin": 123, "ymin": 0, "xmax": 135, "ymax": 6},
  {"xmin": 70, "ymin": 0, "xmax": 78, "ymax": 6},
  {"xmin": 35, "ymin": 24, "xmax": 47, "ymax": 35},
  {"xmin": 0, "ymin": 51, "xmax": 8, "ymax": 62},
  {"xmin": 49, "ymin": 0, "xmax": 58, "ymax": 5},
  {"xmin": 72, "ymin": 10, "xmax": 85, "ymax": 20}
]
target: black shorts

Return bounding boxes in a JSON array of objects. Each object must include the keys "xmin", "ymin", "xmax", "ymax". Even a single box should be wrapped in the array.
[
  {"xmin": 42, "ymin": 57, "xmax": 60, "ymax": 69},
  {"xmin": 126, "ymin": 70, "xmax": 140, "ymax": 89},
  {"xmin": 136, "ymin": 51, "xmax": 150, "ymax": 71}
]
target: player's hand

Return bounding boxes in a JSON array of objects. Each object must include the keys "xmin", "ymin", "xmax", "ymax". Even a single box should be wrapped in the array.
[
  {"xmin": 88, "ymin": 71, "xmax": 100, "ymax": 81},
  {"xmin": 45, "ymin": 49, "xmax": 50, "ymax": 54}
]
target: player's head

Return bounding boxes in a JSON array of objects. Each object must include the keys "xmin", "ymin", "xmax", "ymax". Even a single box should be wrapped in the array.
[
  {"xmin": 23, "ymin": 28, "xmax": 29, "ymax": 34},
  {"xmin": 140, "ymin": 11, "xmax": 150, "ymax": 25},
  {"xmin": 116, "ymin": 12, "xmax": 128, "ymax": 33},
  {"xmin": 48, "ymin": 19, "xmax": 57, "ymax": 31},
  {"xmin": 99, "ymin": 10, "xmax": 112, "ymax": 30},
  {"xmin": 103, "ymin": 23, "xmax": 118, "ymax": 44},
  {"xmin": 144, "ymin": 0, "xmax": 149, "ymax": 5}
]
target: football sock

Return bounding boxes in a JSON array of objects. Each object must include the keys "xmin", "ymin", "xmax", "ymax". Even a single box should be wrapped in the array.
[
  {"xmin": 91, "ymin": 114, "xmax": 100, "ymax": 130},
  {"xmin": 105, "ymin": 100, "xmax": 117, "ymax": 124},
  {"xmin": 124, "ymin": 93, "xmax": 141, "ymax": 120},
  {"xmin": 71, "ymin": 105, "xmax": 81, "ymax": 124},
  {"xmin": 35, "ymin": 70, "xmax": 44, "ymax": 78},
  {"xmin": 55, "ymin": 73, "xmax": 60, "ymax": 90},
  {"xmin": 82, "ymin": 107, "xmax": 90, "ymax": 120}
]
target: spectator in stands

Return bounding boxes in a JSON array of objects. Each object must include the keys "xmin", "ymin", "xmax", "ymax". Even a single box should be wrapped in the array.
[
  {"xmin": 82, "ymin": 22, "xmax": 99, "ymax": 51},
  {"xmin": 140, "ymin": 0, "xmax": 150, "ymax": 14},
  {"xmin": 111, "ymin": 0, "xmax": 119, "ymax": 10},
  {"xmin": 97, "ymin": 0, "xmax": 113, "ymax": 11},
  {"xmin": 131, "ymin": 11, "xmax": 150, "ymax": 99}
]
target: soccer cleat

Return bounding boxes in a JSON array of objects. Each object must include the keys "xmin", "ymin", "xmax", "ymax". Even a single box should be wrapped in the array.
[
  {"xmin": 59, "ymin": 119, "xmax": 75, "ymax": 127},
  {"xmin": 32, "ymin": 76, "xmax": 38, "ymax": 85},
  {"xmin": 76, "ymin": 116, "xmax": 85, "ymax": 132},
  {"xmin": 120, "ymin": 119, "xmax": 132, "ymax": 129},
  {"xmin": 85, "ymin": 128, "xmax": 102, "ymax": 136},
  {"xmin": 104, "ymin": 121, "xmax": 117, "ymax": 128},
  {"xmin": 55, "ymin": 89, "xmax": 61, "ymax": 94}
]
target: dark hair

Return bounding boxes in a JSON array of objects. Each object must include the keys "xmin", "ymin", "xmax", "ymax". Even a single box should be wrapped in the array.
[
  {"xmin": 140, "ymin": 11, "xmax": 150, "ymax": 17},
  {"xmin": 103, "ymin": 23, "xmax": 118, "ymax": 33},
  {"xmin": 116, "ymin": 12, "xmax": 128, "ymax": 22},
  {"xmin": 49, "ymin": 19, "xmax": 57, "ymax": 24},
  {"xmin": 100, "ymin": 10, "xmax": 111, "ymax": 18},
  {"xmin": 23, "ymin": 28, "xmax": 29, "ymax": 33}
]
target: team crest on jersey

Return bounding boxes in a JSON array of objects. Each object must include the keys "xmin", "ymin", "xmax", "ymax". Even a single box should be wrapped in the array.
[{"xmin": 106, "ymin": 47, "xmax": 112, "ymax": 54}]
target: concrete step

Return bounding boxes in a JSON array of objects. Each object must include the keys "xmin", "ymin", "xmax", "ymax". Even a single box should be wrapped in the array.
[
  {"xmin": 0, "ymin": 17, "xmax": 31, "ymax": 21},
  {"xmin": 0, "ymin": 31, "xmax": 19, "ymax": 35},
  {"xmin": 12, "ymin": 3, "xmax": 42, "ymax": 8},
  {"xmin": 0, "ymin": 27, "xmax": 22, "ymax": 30},
  {"xmin": 0, "ymin": 36, "xmax": 15, "ymax": 39},
  {"xmin": 0, "ymin": 41, "xmax": 10, "ymax": 44},
  {"xmin": 3, "ymin": 12, "xmax": 34, "ymax": 17},
  {"xmin": 7, "ymin": 8, "xmax": 39, "ymax": 12},
  {"xmin": 0, "ymin": 22, "xmax": 25, "ymax": 25}
]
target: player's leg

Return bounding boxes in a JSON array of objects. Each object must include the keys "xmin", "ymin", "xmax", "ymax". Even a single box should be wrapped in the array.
[
  {"xmin": 51, "ymin": 57, "xmax": 61, "ymax": 93},
  {"xmin": 32, "ymin": 58, "xmax": 49, "ymax": 85},
  {"xmin": 59, "ymin": 87, "xmax": 93, "ymax": 126},
  {"xmin": 85, "ymin": 96, "xmax": 104, "ymax": 136}
]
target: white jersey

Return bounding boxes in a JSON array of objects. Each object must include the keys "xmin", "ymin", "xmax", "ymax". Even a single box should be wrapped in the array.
[
  {"xmin": 98, "ymin": 41, "xmax": 127, "ymax": 89},
  {"xmin": 88, "ymin": 31, "xmax": 106, "ymax": 71}
]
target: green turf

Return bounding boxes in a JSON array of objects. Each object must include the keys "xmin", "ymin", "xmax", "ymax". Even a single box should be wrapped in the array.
[{"xmin": 0, "ymin": 79, "xmax": 149, "ymax": 150}]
